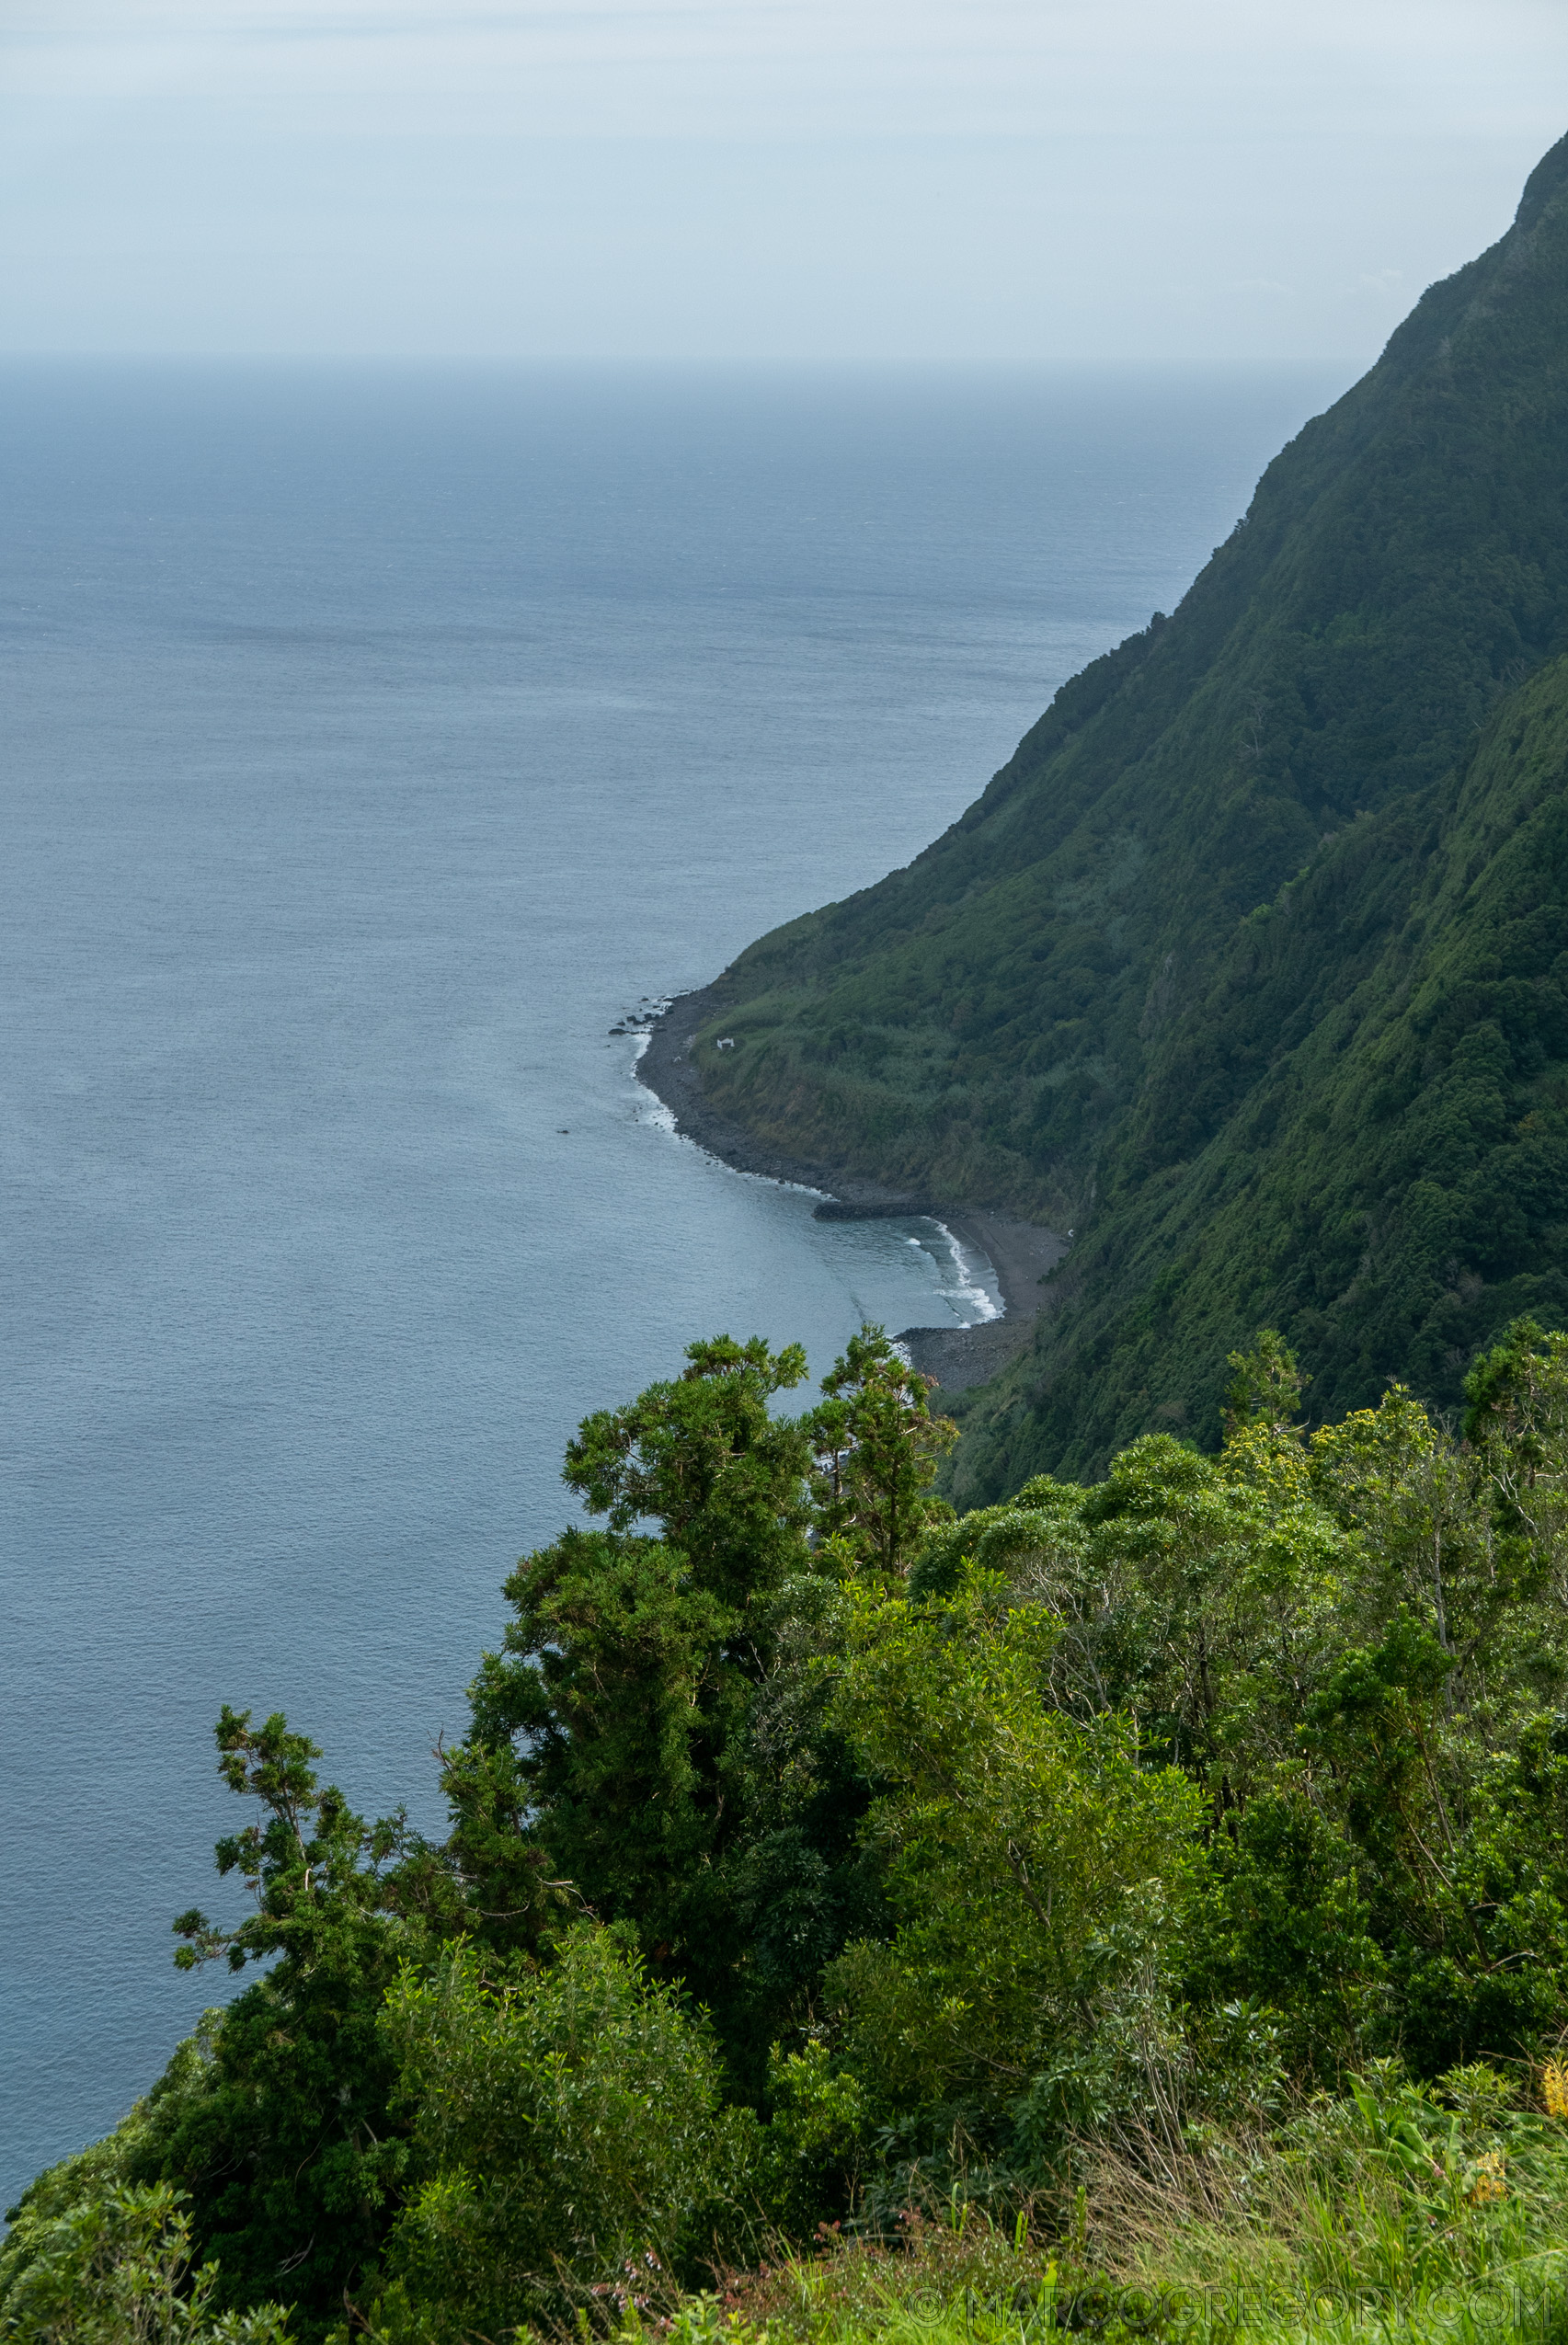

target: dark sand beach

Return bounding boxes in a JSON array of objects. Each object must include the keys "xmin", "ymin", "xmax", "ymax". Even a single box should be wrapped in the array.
[{"xmin": 637, "ymin": 986, "xmax": 1067, "ymax": 1395}]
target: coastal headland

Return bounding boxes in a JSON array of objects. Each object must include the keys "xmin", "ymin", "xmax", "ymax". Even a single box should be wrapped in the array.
[{"xmin": 636, "ymin": 984, "xmax": 1066, "ymax": 1396}]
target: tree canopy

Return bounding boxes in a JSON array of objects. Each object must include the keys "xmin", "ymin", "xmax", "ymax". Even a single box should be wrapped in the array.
[{"xmin": 17, "ymin": 1319, "xmax": 1568, "ymax": 2344}]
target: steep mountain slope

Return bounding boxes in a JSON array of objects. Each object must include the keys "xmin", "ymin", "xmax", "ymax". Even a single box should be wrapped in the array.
[
  {"xmin": 663, "ymin": 132, "xmax": 1568, "ymax": 1480},
  {"xmin": 952, "ymin": 650, "xmax": 1568, "ymax": 1490}
]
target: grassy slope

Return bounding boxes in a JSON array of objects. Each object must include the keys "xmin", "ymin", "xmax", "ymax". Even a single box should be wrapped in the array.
[{"xmin": 685, "ymin": 133, "xmax": 1568, "ymax": 1480}]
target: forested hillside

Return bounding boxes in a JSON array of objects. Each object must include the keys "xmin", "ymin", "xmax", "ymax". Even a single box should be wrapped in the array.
[
  {"xmin": 681, "ymin": 131, "xmax": 1568, "ymax": 1480},
  {"xmin": 950, "ymin": 653, "xmax": 1568, "ymax": 1493}
]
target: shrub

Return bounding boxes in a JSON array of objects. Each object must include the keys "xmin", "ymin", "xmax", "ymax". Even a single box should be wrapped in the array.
[{"xmin": 368, "ymin": 1927, "xmax": 761, "ymax": 2339}]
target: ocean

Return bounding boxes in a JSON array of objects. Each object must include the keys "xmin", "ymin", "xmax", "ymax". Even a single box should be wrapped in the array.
[{"xmin": 0, "ymin": 360, "xmax": 1340, "ymax": 2208}]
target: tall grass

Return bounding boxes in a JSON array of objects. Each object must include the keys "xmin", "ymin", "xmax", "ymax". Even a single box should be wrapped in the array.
[{"xmin": 642, "ymin": 2069, "xmax": 1568, "ymax": 2345}]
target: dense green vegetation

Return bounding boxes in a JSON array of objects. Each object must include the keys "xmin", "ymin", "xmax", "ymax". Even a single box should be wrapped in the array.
[
  {"xmin": 16, "ymin": 1317, "xmax": 1568, "ymax": 2345},
  {"xmin": 681, "ymin": 132, "xmax": 1568, "ymax": 1483},
  {"xmin": 951, "ymin": 651, "xmax": 1568, "ymax": 1496}
]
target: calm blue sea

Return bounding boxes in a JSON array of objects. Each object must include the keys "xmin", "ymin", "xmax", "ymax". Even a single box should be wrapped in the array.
[{"xmin": 0, "ymin": 361, "xmax": 1340, "ymax": 2209}]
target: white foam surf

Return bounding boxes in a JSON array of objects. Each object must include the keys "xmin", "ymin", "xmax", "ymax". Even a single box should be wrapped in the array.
[{"xmin": 929, "ymin": 1218, "xmax": 1003, "ymax": 1328}]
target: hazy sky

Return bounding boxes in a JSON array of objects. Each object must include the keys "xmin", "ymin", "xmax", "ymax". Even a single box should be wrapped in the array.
[{"xmin": 3, "ymin": 0, "xmax": 1567, "ymax": 365}]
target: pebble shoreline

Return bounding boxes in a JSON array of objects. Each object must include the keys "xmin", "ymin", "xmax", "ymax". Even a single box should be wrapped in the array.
[{"xmin": 635, "ymin": 987, "xmax": 1068, "ymax": 1396}]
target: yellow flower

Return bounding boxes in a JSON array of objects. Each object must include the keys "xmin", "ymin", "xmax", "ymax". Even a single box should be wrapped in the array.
[
  {"xmin": 1468, "ymin": 2150, "xmax": 1506, "ymax": 2205},
  {"xmin": 1543, "ymin": 2059, "xmax": 1568, "ymax": 2121}
]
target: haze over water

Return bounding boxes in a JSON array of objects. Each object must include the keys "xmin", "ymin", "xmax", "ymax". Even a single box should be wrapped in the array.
[{"xmin": 0, "ymin": 361, "xmax": 1337, "ymax": 2207}]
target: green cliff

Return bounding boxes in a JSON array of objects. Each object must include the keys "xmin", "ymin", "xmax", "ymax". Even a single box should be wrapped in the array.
[{"xmin": 680, "ymin": 131, "xmax": 1568, "ymax": 1485}]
